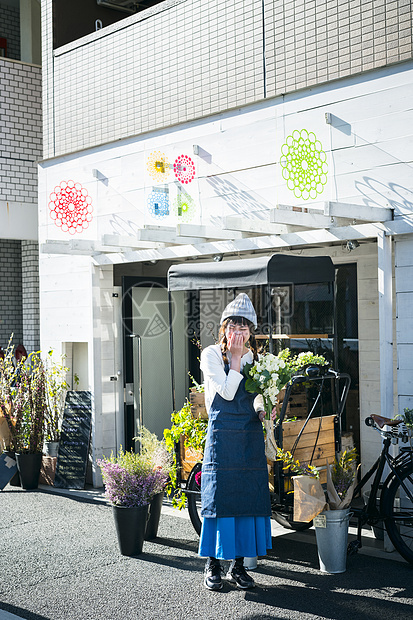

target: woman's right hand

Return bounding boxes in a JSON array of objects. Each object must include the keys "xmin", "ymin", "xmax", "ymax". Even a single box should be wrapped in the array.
[
  {"xmin": 227, "ymin": 332, "xmax": 245, "ymax": 358},
  {"xmin": 271, "ymin": 406, "xmax": 278, "ymax": 421}
]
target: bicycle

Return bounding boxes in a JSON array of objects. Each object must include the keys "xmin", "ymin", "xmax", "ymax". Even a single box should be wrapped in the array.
[{"xmin": 347, "ymin": 414, "xmax": 413, "ymax": 564}]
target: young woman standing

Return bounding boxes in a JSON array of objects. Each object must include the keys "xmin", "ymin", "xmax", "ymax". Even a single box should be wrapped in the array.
[{"xmin": 198, "ymin": 293, "xmax": 272, "ymax": 590}]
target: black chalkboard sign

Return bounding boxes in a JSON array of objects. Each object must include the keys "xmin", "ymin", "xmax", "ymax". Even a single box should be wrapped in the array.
[{"xmin": 54, "ymin": 391, "xmax": 92, "ymax": 489}]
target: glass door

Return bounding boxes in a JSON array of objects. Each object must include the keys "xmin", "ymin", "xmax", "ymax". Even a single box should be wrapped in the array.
[{"xmin": 123, "ymin": 278, "xmax": 188, "ymax": 448}]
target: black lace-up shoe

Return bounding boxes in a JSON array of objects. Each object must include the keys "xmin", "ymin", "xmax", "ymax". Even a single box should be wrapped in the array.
[
  {"xmin": 204, "ymin": 557, "xmax": 224, "ymax": 591},
  {"xmin": 226, "ymin": 558, "xmax": 255, "ymax": 589}
]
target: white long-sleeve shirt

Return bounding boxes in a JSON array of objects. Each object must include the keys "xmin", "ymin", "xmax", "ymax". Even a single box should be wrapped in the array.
[{"xmin": 200, "ymin": 344, "xmax": 264, "ymax": 414}]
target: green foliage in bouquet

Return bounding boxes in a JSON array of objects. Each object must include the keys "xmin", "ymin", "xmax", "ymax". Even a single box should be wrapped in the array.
[
  {"xmin": 276, "ymin": 446, "xmax": 320, "ymax": 481},
  {"xmin": 330, "ymin": 447, "xmax": 358, "ymax": 501}
]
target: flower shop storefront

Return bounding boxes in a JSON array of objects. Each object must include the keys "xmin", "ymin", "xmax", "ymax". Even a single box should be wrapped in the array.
[{"xmin": 121, "ymin": 253, "xmax": 359, "ymax": 456}]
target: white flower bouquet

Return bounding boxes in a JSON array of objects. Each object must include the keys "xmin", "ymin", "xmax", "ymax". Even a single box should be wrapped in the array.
[
  {"xmin": 243, "ymin": 353, "xmax": 291, "ymax": 420},
  {"xmin": 244, "ymin": 349, "xmax": 329, "ymax": 461}
]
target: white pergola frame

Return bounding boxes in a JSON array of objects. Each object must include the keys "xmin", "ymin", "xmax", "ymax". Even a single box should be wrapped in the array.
[{"xmin": 41, "ymin": 210, "xmax": 413, "ymax": 453}]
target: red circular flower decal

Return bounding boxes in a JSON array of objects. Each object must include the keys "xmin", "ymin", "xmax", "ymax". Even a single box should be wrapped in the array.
[
  {"xmin": 173, "ymin": 155, "xmax": 196, "ymax": 184},
  {"xmin": 48, "ymin": 181, "xmax": 93, "ymax": 235}
]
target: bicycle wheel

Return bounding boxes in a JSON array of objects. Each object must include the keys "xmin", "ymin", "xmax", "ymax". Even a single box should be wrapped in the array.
[
  {"xmin": 187, "ymin": 463, "xmax": 202, "ymax": 536},
  {"xmin": 381, "ymin": 461, "xmax": 413, "ymax": 564}
]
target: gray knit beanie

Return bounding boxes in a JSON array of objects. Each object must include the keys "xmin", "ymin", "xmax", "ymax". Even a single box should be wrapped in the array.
[{"xmin": 220, "ymin": 293, "xmax": 257, "ymax": 328}]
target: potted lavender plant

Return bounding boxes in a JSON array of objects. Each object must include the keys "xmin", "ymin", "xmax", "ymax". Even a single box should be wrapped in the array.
[
  {"xmin": 135, "ymin": 427, "xmax": 173, "ymax": 540},
  {"xmin": 98, "ymin": 442, "xmax": 169, "ymax": 556}
]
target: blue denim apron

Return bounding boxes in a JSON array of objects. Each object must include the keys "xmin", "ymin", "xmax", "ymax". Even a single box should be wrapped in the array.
[{"xmin": 201, "ymin": 365, "xmax": 271, "ymax": 518}]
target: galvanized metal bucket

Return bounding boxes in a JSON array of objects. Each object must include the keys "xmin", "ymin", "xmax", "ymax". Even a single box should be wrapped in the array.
[{"xmin": 314, "ymin": 509, "xmax": 351, "ymax": 573}]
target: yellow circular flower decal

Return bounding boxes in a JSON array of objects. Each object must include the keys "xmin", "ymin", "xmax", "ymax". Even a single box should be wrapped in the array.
[
  {"xmin": 280, "ymin": 129, "xmax": 328, "ymax": 200},
  {"xmin": 147, "ymin": 151, "xmax": 170, "ymax": 182}
]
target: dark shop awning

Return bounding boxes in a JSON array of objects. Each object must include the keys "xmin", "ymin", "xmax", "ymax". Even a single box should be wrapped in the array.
[{"xmin": 167, "ymin": 254, "xmax": 335, "ymax": 291}]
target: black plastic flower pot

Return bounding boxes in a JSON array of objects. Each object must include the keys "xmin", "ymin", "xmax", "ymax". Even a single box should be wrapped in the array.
[
  {"xmin": 15, "ymin": 452, "xmax": 42, "ymax": 490},
  {"xmin": 145, "ymin": 491, "xmax": 164, "ymax": 540},
  {"xmin": 112, "ymin": 504, "xmax": 149, "ymax": 556}
]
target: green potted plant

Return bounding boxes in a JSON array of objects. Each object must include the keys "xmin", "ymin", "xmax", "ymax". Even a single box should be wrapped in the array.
[
  {"xmin": 0, "ymin": 342, "xmax": 47, "ymax": 489},
  {"xmin": 43, "ymin": 350, "xmax": 69, "ymax": 457},
  {"xmin": 98, "ymin": 439, "xmax": 169, "ymax": 556},
  {"xmin": 163, "ymin": 396, "xmax": 208, "ymax": 510}
]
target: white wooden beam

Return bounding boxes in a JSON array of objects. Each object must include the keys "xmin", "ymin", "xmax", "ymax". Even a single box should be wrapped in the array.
[
  {"xmin": 177, "ymin": 223, "xmax": 245, "ymax": 240},
  {"xmin": 40, "ymin": 239, "xmax": 162, "ymax": 255},
  {"xmin": 378, "ymin": 230, "xmax": 394, "ymax": 553},
  {"xmin": 0, "ymin": 200, "xmax": 38, "ymax": 241},
  {"xmin": 324, "ymin": 201, "xmax": 393, "ymax": 222},
  {"xmin": 224, "ymin": 216, "xmax": 307, "ymax": 235},
  {"xmin": 103, "ymin": 234, "xmax": 165, "ymax": 249},
  {"xmin": 270, "ymin": 206, "xmax": 351, "ymax": 229},
  {"xmin": 378, "ymin": 230, "xmax": 394, "ymax": 417},
  {"xmin": 40, "ymin": 240, "xmax": 96, "ymax": 255},
  {"xmin": 137, "ymin": 228, "xmax": 204, "ymax": 244},
  {"xmin": 92, "ymin": 217, "xmax": 413, "ymax": 266}
]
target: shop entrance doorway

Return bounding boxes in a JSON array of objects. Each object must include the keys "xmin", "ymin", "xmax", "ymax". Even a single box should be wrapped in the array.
[{"xmin": 122, "ymin": 277, "xmax": 187, "ymax": 449}]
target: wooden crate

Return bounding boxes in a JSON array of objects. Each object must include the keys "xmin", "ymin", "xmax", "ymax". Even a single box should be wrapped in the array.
[
  {"xmin": 179, "ymin": 436, "xmax": 203, "ymax": 481},
  {"xmin": 275, "ymin": 387, "xmax": 308, "ymax": 418},
  {"xmin": 189, "ymin": 388, "xmax": 208, "ymax": 420},
  {"xmin": 282, "ymin": 414, "xmax": 337, "ymax": 482}
]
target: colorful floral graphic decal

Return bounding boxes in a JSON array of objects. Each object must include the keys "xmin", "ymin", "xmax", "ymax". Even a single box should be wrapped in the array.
[
  {"xmin": 173, "ymin": 191, "xmax": 196, "ymax": 222},
  {"xmin": 280, "ymin": 130, "xmax": 328, "ymax": 200},
  {"xmin": 147, "ymin": 189, "xmax": 170, "ymax": 219},
  {"xmin": 147, "ymin": 151, "xmax": 170, "ymax": 182},
  {"xmin": 48, "ymin": 180, "xmax": 93, "ymax": 234},
  {"xmin": 173, "ymin": 155, "xmax": 196, "ymax": 184}
]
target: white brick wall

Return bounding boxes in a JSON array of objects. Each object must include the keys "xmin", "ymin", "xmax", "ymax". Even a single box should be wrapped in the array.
[
  {"xmin": 0, "ymin": 3, "xmax": 20, "ymax": 60},
  {"xmin": 0, "ymin": 57, "xmax": 42, "ymax": 204},
  {"xmin": 395, "ymin": 236, "xmax": 413, "ymax": 414}
]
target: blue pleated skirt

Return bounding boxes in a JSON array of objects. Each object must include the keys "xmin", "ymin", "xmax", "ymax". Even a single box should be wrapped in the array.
[{"xmin": 198, "ymin": 515, "xmax": 272, "ymax": 560}]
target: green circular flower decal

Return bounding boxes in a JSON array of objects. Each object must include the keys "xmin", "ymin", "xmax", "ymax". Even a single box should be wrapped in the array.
[
  {"xmin": 280, "ymin": 129, "xmax": 328, "ymax": 200},
  {"xmin": 173, "ymin": 191, "xmax": 196, "ymax": 222}
]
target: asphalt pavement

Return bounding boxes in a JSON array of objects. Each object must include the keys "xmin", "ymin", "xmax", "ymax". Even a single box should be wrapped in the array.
[{"xmin": 0, "ymin": 484, "xmax": 412, "ymax": 620}]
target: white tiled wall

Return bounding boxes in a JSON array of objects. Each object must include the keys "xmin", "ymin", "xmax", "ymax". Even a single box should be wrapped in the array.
[
  {"xmin": 42, "ymin": 0, "xmax": 265, "ymax": 158},
  {"xmin": 21, "ymin": 240, "xmax": 40, "ymax": 353},
  {"xmin": 0, "ymin": 57, "xmax": 42, "ymax": 204},
  {"xmin": 42, "ymin": 0, "xmax": 413, "ymax": 159},
  {"xmin": 0, "ymin": 239, "xmax": 23, "ymax": 347}
]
